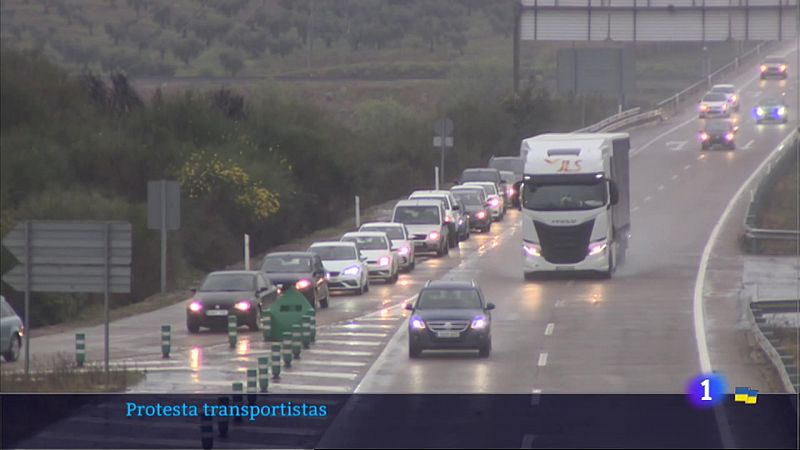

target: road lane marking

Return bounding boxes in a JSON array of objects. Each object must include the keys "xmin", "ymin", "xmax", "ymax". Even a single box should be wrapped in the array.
[
  {"xmin": 657, "ymin": 185, "xmax": 665, "ymax": 191},
  {"xmin": 671, "ymin": 174, "xmax": 679, "ymax": 181},
  {"xmin": 273, "ymin": 383, "xmax": 351, "ymax": 393},
  {"xmin": 693, "ymin": 130, "xmax": 797, "ymax": 374},
  {"xmin": 335, "ymin": 323, "xmax": 395, "ymax": 329},
  {"xmin": 684, "ymin": 164, "xmax": 692, "ymax": 170},
  {"xmin": 632, "ymin": 117, "xmax": 696, "ymax": 157},
  {"xmin": 314, "ymin": 340, "xmax": 382, "ymax": 346},
  {"xmin": 296, "ymin": 359, "xmax": 367, "ymax": 367},
  {"xmin": 306, "ymin": 349, "xmax": 372, "ymax": 356},
  {"xmin": 537, "ymin": 353, "xmax": 548, "ymax": 367},
  {"xmin": 644, "ymin": 196, "xmax": 652, "ymax": 202},
  {"xmin": 554, "ymin": 299, "xmax": 566, "ymax": 308},
  {"xmin": 631, "ymin": 206, "xmax": 639, "ymax": 212},
  {"xmin": 284, "ymin": 371, "xmax": 358, "ymax": 380},
  {"xmin": 665, "ymin": 140, "xmax": 688, "ymax": 151},
  {"xmin": 530, "ymin": 389, "xmax": 542, "ymax": 406},
  {"xmin": 319, "ymin": 332, "xmax": 388, "ymax": 338},
  {"xmin": 544, "ymin": 323, "xmax": 554, "ymax": 336},
  {"xmin": 743, "ymin": 139, "xmax": 754, "ymax": 150},
  {"xmin": 696, "ymin": 154, "xmax": 706, "ymax": 160}
]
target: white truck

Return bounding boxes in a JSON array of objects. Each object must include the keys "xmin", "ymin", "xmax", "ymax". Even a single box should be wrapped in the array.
[{"xmin": 519, "ymin": 133, "xmax": 630, "ymax": 278}]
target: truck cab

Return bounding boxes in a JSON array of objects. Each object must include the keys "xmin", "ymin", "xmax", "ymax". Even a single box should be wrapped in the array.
[{"xmin": 519, "ymin": 133, "xmax": 630, "ymax": 278}]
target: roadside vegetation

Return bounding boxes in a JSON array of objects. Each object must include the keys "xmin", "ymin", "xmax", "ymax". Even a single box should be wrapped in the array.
[
  {"xmin": 0, "ymin": 45, "xmax": 615, "ymax": 327},
  {"xmin": 0, "ymin": 354, "xmax": 144, "ymax": 392},
  {"xmin": 755, "ymin": 145, "xmax": 799, "ymax": 255}
]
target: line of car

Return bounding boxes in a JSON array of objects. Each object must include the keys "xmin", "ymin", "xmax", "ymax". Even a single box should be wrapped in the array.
[{"xmin": 697, "ymin": 56, "xmax": 790, "ymax": 151}]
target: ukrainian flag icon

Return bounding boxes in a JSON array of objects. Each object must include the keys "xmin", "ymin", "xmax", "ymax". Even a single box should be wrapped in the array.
[{"xmin": 735, "ymin": 387, "xmax": 758, "ymax": 404}]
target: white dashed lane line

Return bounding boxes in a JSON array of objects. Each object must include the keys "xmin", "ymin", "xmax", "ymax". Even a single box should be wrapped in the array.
[
  {"xmin": 537, "ymin": 353, "xmax": 548, "ymax": 367},
  {"xmin": 544, "ymin": 323, "xmax": 555, "ymax": 336}
]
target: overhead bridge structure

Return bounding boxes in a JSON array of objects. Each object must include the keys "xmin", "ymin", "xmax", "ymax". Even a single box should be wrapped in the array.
[{"xmin": 519, "ymin": 0, "xmax": 799, "ymax": 41}]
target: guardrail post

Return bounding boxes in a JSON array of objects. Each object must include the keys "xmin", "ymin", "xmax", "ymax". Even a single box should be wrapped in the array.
[
  {"xmin": 282, "ymin": 331, "xmax": 293, "ymax": 367},
  {"xmin": 75, "ymin": 333, "xmax": 85, "ymax": 367},
  {"xmin": 228, "ymin": 315, "xmax": 237, "ymax": 349},
  {"xmin": 301, "ymin": 314, "xmax": 311, "ymax": 349},
  {"xmin": 258, "ymin": 356, "xmax": 269, "ymax": 392},
  {"xmin": 291, "ymin": 323, "xmax": 302, "ymax": 359},
  {"xmin": 271, "ymin": 342, "xmax": 282, "ymax": 378},
  {"xmin": 161, "ymin": 325, "xmax": 171, "ymax": 358},
  {"xmin": 310, "ymin": 314, "xmax": 317, "ymax": 343},
  {"xmin": 216, "ymin": 396, "xmax": 229, "ymax": 438},
  {"xmin": 200, "ymin": 413, "xmax": 214, "ymax": 450}
]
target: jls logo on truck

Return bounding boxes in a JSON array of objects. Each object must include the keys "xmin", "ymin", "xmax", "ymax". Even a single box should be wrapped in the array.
[{"xmin": 545, "ymin": 159, "xmax": 583, "ymax": 172}]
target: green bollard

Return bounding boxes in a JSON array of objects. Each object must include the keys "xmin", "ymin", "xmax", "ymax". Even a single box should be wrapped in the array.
[
  {"xmin": 75, "ymin": 333, "xmax": 86, "ymax": 367},
  {"xmin": 291, "ymin": 323, "xmax": 302, "ymax": 359},
  {"xmin": 217, "ymin": 396, "xmax": 229, "ymax": 438},
  {"xmin": 200, "ymin": 413, "xmax": 213, "ymax": 450},
  {"xmin": 271, "ymin": 343, "xmax": 282, "ymax": 379},
  {"xmin": 301, "ymin": 315, "xmax": 311, "ymax": 349},
  {"xmin": 310, "ymin": 316, "xmax": 316, "ymax": 343},
  {"xmin": 232, "ymin": 382, "xmax": 243, "ymax": 424},
  {"xmin": 260, "ymin": 311, "xmax": 271, "ymax": 342},
  {"xmin": 258, "ymin": 357, "xmax": 269, "ymax": 392},
  {"xmin": 246, "ymin": 369, "xmax": 257, "ymax": 405},
  {"xmin": 161, "ymin": 325, "xmax": 171, "ymax": 358},
  {"xmin": 228, "ymin": 315, "xmax": 237, "ymax": 349},
  {"xmin": 282, "ymin": 331, "xmax": 293, "ymax": 367}
]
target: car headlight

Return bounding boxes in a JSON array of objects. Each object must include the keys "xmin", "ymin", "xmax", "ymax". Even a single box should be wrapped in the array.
[
  {"xmin": 189, "ymin": 301, "xmax": 203, "ymax": 312},
  {"xmin": 410, "ymin": 316, "xmax": 426, "ymax": 330},
  {"xmin": 427, "ymin": 231, "xmax": 440, "ymax": 241},
  {"xmin": 730, "ymin": 95, "xmax": 737, "ymax": 103},
  {"xmin": 234, "ymin": 301, "xmax": 251, "ymax": 312},
  {"xmin": 588, "ymin": 241, "xmax": 607, "ymax": 256},
  {"xmin": 699, "ymin": 104, "xmax": 708, "ymax": 111},
  {"xmin": 760, "ymin": 65, "xmax": 767, "ymax": 72},
  {"xmin": 523, "ymin": 242, "xmax": 541, "ymax": 257},
  {"xmin": 476, "ymin": 211, "xmax": 487, "ymax": 219},
  {"xmin": 725, "ymin": 132, "xmax": 734, "ymax": 141},
  {"xmin": 488, "ymin": 197, "xmax": 499, "ymax": 207},
  {"xmin": 295, "ymin": 278, "xmax": 312, "ymax": 290},
  {"xmin": 379, "ymin": 256, "xmax": 391, "ymax": 266},
  {"xmin": 756, "ymin": 107, "xmax": 765, "ymax": 117},
  {"xmin": 471, "ymin": 315, "xmax": 488, "ymax": 329},
  {"xmin": 776, "ymin": 107, "xmax": 786, "ymax": 117},
  {"xmin": 342, "ymin": 265, "xmax": 361, "ymax": 276},
  {"xmin": 700, "ymin": 132, "xmax": 709, "ymax": 141},
  {"xmin": 780, "ymin": 64, "xmax": 787, "ymax": 72}
]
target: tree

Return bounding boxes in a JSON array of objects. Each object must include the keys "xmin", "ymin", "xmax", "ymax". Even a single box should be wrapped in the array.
[
  {"xmin": 151, "ymin": 4, "xmax": 172, "ymax": 28},
  {"xmin": 192, "ymin": 14, "xmax": 232, "ymax": 47},
  {"xmin": 218, "ymin": 50, "xmax": 245, "ymax": 77},
  {"xmin": 240, "ymin": 30, "xmax": 270, "ymax": 58},
  {"xmin": 269, "ymin": 31, "xmax": 300, "ymax": 60},
  {"xmin": 173, "ymin": 13, "xmax": 190, "ymax": 38},
  {"xmin": 172, "ymin": 37, "xmax": 203, "ymax": 66},
  {"xmin": 483, "ymin": 0, "xmax": 515, "ymax": 39},
  {"xmin": 210, "ymin": 0, "xmax": 249, "ymax": 18},
  {"xmin": 104, "ymin": 22, "xmax": 128, "ymax": 46}
]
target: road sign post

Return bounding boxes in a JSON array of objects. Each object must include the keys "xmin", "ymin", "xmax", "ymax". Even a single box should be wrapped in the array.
[
  {"xmin": 2, "ymin": 221, "xmax": 132, "ymax": 376},
  {"xmin": 147, "ymin": 180, "xmax": 180, "ymax": 294},
  {"xmin": 433, "ymin": 118, "xmax": 454, "ymax": 185},
  {"xmin": 244, "ymin": 234, "xmax": 250, "ymax": 270}
]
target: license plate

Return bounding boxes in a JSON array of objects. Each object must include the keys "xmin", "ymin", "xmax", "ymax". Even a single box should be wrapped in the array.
[
  {"xmin": 436, "ymin": 331, "xmax": 460, "ymax": 338},
  {"xmin": 206, "ymin": 309, "xmax": 228, "ymax": 316},
  {"xmin": 555, "ymin": 266, "xmax": 575, "ymax": 271}
]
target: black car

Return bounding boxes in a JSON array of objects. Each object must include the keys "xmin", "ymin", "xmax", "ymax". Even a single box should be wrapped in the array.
[
  {"xmin": 700, "ymin": 120, "xmax": 738, "ymax": 150},
  {"xmin": 406, "ymin": 280, "xmax": 495, "ymax": 358},
  {"xmin": 458, "ymin": 168, "xmax": 507, "ymax": 212},
  {"xmin": 186, "ymin": 271, "xmax": 278, "ymax": 333},
  {"xmin": 754, "ymin": 98, "xmax": 789, "ymax": 124},
  {"xmin": 450, "ymin": 187, "xmax": 492, "ymax": 233},
  {"xmin": 261, "ymin": 252, "xmax": 329, "ymax": 309},
  {"xmin": 760, "ymin": 55, "xmax": 788, "ymax": 79}
]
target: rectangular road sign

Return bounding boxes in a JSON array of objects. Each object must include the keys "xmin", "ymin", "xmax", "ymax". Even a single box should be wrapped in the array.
[
  {"xmin": 433, "ymin": 136, "xmax": 454, "ymax": 147},
  {"xmin": 147, "ymin": 180, "xmax": 180, "ymax": 230},
  {"xmin": 2, "ymin": 221, "xmax": 132, "ymax": 266},
  {"xmin": 2, "ymin": 265, "xmax": 131, "ymax": 294}
]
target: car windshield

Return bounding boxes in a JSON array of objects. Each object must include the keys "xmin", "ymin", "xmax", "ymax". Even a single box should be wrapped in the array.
[
  {"xmin": 711, "ymin": 86, "xmax": 734, "ymax": 94},
  {"xmin": 461, "ymin": 170, "xmax": 497, "ymax": 182},
  {"xmin": 703, "ymin": 93, "xmax": 726, "ymax": 102},
  {"xmin": 523, "ymin": 180, "xmax": 607, "ymax": 211},
  {"xmin": 261, "ymin": 255, "xmax": 312, "ymax": 273},
  {"xmin": 452, "ymin": 191, "xmax": 483, "ymax": 206},
  {"xmin": 412, "ymin": 196, "xmax": 448, "ymax": 208},
  {"xmin": 500, "ymin": 172, "xmax": 516, "ymax": 183},
  {"xmin": 489, "ymin": 158, "xmax": 523, "ymax": 173},
  {"xmin": 393, "ymin": 206, "xmax": 440, "ymax": 224},
  {"xmin": 765, "ymin": 57, "xmax": 784, "ymax": 63},
  {"xmin": 310, "ymin": 246, "xmax": 357, "ymax": 261},
  {"xmin": 761, "ymin": 99, "xmax": 783, "ymax": 106},
  {"xmin": 417, "ymin": 288, "xmax": 482, "ymax": 310},
  {"xmin": 200, "ymin": 274, "xmax": 254, "ymax": 292},
  {"xmin": 342, "ymin": 235, "xmax": 388, "ymax": 250},
  {"xmin": 465, "ymin": 183, "xmax": 497, "ymax": 196},
  {"xmin": 362, "ymin": 226, "xmax": 405, "ymax": 240},
  {"xmin": 705, "ymin": 121, "xmax": 731, "ymax": 132}
]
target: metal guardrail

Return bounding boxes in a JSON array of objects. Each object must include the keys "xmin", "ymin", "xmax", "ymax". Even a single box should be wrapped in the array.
[
  {"xmin": 573, "ymin": 107, "xmax": 641, "ymax": 133},
  {"xmin": 655, "ymin": 41, "xmax": 773, "ymax": 112},
  {"xmin": 743, "ymin": 132, "xmax": 800, "ymax": 253},
  {"xmin": 748, "ymin": 299, "xmax": 799, "ymax": 393}
]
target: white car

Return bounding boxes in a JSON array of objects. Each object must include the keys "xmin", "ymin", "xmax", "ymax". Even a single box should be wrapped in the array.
[
  {"xmin": 408, "ymin": 190, "xmax": 469, "ymax": 245},
  {"xmin": 359, "ymin": 222, "xmax": 416, "ymax": 271},
  {"xmin": 698, "ymin": 91, "xmax": 730, "ymax": 118},
  {"xmin": 392, "ymin": 199, "xmax": 450, "ymax": 257},
  {"xmin": 463, "ymin": 181, "xmax": 504, "ymax": 221},
  {"xmin": 308, "ymin": 241, "xmax": 369, "ymax": 295},
  {"xmin": 341, "ymin": 231, "xmax": 400, "ymax": 284},
  {"xmin": 709, "ymin": 84, "xmax": 740, "ymax": 112}
]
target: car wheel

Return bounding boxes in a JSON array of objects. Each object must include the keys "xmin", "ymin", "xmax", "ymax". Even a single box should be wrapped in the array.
[
  {"xmin": 3, "ymin": 334, "xmax": 21, "ymax": 362},
  {"xmin": 410, "ymin": 258, "xmax": 416, "ymax": 270},
  {"xmin": 364, "ymin": 279, "xmax": 370, "ymax": 293},
  {"xmin": 248, "ymin": 311, "xmax": 260, "ymax": 331},
  {"xmin": 390, "ymin": 271, "xmax": 399, "ymax": 284},
  {"xmin": 523, "ymin": 271, "xmax": 537, "ymax": 281},
  {"xmin": 409, "ymin": 343, "xmax": 422, "ymax": 358},
  {"xmin": 444, "ymin": 241, "xmax": 450, "ymax": 255},
  {"xmin": 187, "ymin": 322, "xmax": 200, "ymax": 334},
  {"xmin": 701, "ymin": 144, "xmax": 709, "ymax": 151},
  {"xmin": 478, "ymin": 340, "xmax": 491, "ymax": 358}
]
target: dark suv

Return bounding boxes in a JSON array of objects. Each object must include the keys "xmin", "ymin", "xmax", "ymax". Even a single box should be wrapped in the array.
[
  {"xmin": 406, "ymin": 280, "xmax": 494, "ymax": 358},
  {"xmin": 700, "ymin": 120, "xmax": 738, "ymax": 150}
]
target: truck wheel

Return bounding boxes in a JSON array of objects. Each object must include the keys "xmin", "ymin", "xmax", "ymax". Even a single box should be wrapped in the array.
[{"xmin": 601, "ymin": 251, "xmax": 615, "ymax": 279}]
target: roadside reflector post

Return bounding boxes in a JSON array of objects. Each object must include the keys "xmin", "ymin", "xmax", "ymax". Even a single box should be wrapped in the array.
[
  {"xmin": 75, "ymin": 333, "xmax": 86, "ymax": 367},
  {"xmin": 246, "ymin": 368, "xmax": 257, "ymax": 405},
  {"xmin": 282, "ymin": 331, "xmax": 293, "ymax": 367},
  {"xmin": 216, "ymin": 396, "xmax": 229, "ymax": 438},
  {"xmin": 310, "ymin": 309, "xmax": 316, "ymax": 343},
  {"xmin": 161, "ymin": 325, "xmax": 171, "ymax": 358},
  {"xmin": 271, "ymin": 343, "xmax": 282, "ymax": 378},
  {"xmin": 200, "ymin": 413, "xmax": 214, "ymax": 450},
  {"xmin": 260, "ymin": 311, "xmax": 271, "ymax": 342},
  {"xmin": 301, "ymin": 314, "xmax": 311, "ymax": 349},
  {"xmin": 232, "ymin": 382, "xmax": 243, "ymax": 424},
  {"xmin": 258, "ymin": 357, "xmax": 269, "ymax": 392},
  {"xmin": 227, "ymin": 315, "xmax": 237, "ymax": 349},
  {"xmin": 291, "ymin": 323, "xmax": 302, "ymax": 359}
]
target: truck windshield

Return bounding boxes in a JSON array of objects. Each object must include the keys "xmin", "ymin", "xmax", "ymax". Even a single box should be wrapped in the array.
[
  {"xmin": 461, "ymin": 170, "xmax": 497, "ymax": 182},
  {"xmin": 523, "ymin": 181, "xmax": 607, "ymax": 211}
]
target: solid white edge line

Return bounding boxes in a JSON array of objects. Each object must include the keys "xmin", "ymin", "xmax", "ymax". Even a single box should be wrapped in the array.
[{"xmin": 693, "ymin": 129, "xmax": 797, "ymax": 374}]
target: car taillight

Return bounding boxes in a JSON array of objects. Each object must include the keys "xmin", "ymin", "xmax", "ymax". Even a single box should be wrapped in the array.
[
  {"xmin": 725, "ymin": 133, "xmax": 734, "ymax": 141},
  {"xmin": 428, "ymin": 231, "xmax": 440, "ymax": 241},
  {"xmin": 189, "ymin": 301, "xmax": 203, "ymax": 312},
  {"xmin": 444, "ymin": 216, "xmax": 452, "ymax": 223},
  {"xmin": 295, "ymin": 279, "xmax": 312, "ymax": 290},
  {"xmin": 234, "ymin": 301, "xmax": 251, "ymax": 311},
  {"xmin": 760, "ymin": 65, "xmax": 767, "ymax": 72},
  {"xmin": 780, "ymin": 64, "xmax": 787, "ymax": 72}
]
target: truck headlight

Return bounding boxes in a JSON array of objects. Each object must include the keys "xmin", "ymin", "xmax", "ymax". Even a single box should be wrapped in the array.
[
  {"xmin": 523, "ymin": 242, "xmax": 541, "ymax": 257},
  {"xmin": 588, "ymin": 241, "xmax": 607, "ymax": 256}
]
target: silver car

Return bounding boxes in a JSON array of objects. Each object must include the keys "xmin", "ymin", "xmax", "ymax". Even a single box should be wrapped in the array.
[
  {"xmin": 1, "ymin": 295, "xmax": 24, "ymax": 362},
  {"xmin": 359, "ymin": 222, "xmax": 416, "ymax": 271}
]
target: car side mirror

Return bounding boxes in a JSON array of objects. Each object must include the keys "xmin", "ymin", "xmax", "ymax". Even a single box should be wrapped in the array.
[
  {"xmin": 404, "ymin": 302, "xmax": 414, "ymax": 311},
  {"xmin": 485, "ymin": 303, "xmax": 496, "ymax": 311},
  {"xmin": 609, "ymin": 180, "xmax": 619, "ymax": 206},
  {"xmin": 360, "ymin": 256, "xmax": 368, "ymax": 262},
  {"xmin": 453, "ymin": 204, "xmax": 460, "ymax": 211}
]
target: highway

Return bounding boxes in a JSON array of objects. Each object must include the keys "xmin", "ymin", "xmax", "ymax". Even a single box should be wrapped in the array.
[{"xmin": 9, "ymin": 46, "xmax": 797, "ymax": 398}]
